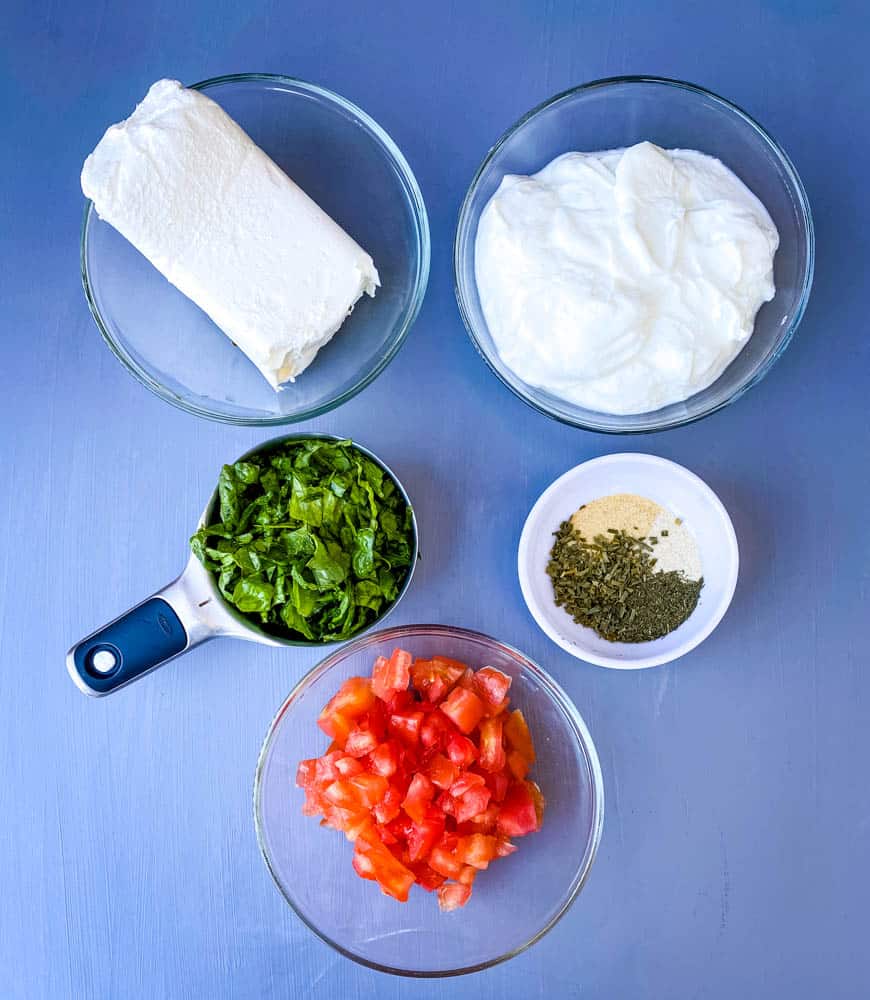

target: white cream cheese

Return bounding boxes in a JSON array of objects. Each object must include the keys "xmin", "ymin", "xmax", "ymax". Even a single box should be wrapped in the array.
[
  {"xmin": 81, "ymin": 79, "xmax": 379, "ymax": 390},
  {"xmin": 474, "ymin": 141, "xmax": 779, "ymax": 414}
]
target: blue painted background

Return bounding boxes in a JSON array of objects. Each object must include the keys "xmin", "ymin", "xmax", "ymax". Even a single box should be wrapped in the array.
[{"xmin": 2, "ymin": 1, "xmax": 869, "ymax": 997}]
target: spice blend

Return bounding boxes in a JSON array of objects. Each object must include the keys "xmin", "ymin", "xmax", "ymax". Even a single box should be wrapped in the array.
[{"xmin": 548, "ymin": 494, "xmax": 703, "ymax": 643}]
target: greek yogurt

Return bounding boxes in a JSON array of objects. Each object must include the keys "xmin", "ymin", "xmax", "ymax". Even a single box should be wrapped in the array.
[{"xmin": 474, "ymin": 141, "xmax": 779, "ymax": 414}]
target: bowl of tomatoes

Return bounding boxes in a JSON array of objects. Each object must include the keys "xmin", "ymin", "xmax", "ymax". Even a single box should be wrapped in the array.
[{"xmin": 254, "ymin": 623, "xmax": 604, "ymax": 976}]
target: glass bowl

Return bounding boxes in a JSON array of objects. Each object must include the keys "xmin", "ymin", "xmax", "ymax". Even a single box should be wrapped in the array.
[
  {"xmin": 454, "ymin": 76, "xmax": 814, "ymax": 433},
  {"xmin": 254, "ymin": 624, "xmax": 604, "ymax": 977},
  {"xmin": 82, "ymin": 73, "xmax": 430, "ymax": 424}
]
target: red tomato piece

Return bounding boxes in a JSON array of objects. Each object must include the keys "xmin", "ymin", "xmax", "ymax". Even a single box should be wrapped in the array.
[
  {"xmin": 408, "ymin": 862, "xmax": 446, "ymax": 892},
  {"xmin": 472, "ymin": 667, "xmax": 512, "ymax": 708},
  {"xmin": 449, "ymin": 771, "xmax": 486, "ymax": 798},
  {"xmin": 316, "ymin": 709, "xmax": 354, "ymax": 747},
  {"xmin": 478, "ymin": 715, "xmax": 506, "ymax": 772},
  {"xmin": 320, "ymin": 676, "xmax": 375, "ymax": 722},
  {"xmin": 504, "ymin": 709, "xmax": 536, "ymax": 764},
  {"xmin": 440, "ymin": 687, "xmax": 486, "ymax": 735},
  {"xmin": 484, "ymin": 768, "xmax": 509, "ymax": 803},
  {"xmin": 384, "ymin": 688, "xmax": 414, "ymax": 714},
  {"xmin": 506, "ymin": 749, "xmax": 529, "ymax": 781},
  {"xmin": 457, "ymin": 865, "xmax": 477, "ymax": 886},
  {"xmin": 527, "ymin": 780, "xmax": 546, "ymax": 827},
  {"xmin": 455, "ymin": 833, "xmax": 498, "ymax": 870},
  {"xmin": 355, "ymin": 833, "xmax": 415, "ymax": 902},
  {"xmin": 435, "ymin": 790, "xmax": 455, "ymax": 817},
  {"xmin": 495, "ymin": 837, "xmax": 518, "ymax": 858},
  {"xmin": 407, "ymin": 811, "xmax": 445, "ymax": 862},
  {"xmin": 420, "ymin": 709, "xmax": 457, "ymax": 749},
  {"xmin": 352, "ymin": 850, "xmax": 377, "ymax": 881},
  {"xmin": 454, "ymin": 785, "xmax": 491, "ymax": 824},
  {"xmin": 402, "ymin": 772, "xmax": 435, "ymax": 823},
  {"xmin": 437, "ymin": 882, "xmax": 472, "ymax": 911},
  {"xmin": 428, "ymin": 844, "xmax": 464, "ymax": 879},
  {"xmin": 323, "ymin": 779, "xmax": 361, "ymax": 810},
  {"xmin": 445, "ymin": 732, "xmax": 478, "ymax": 768},
  {"xmin": 335, "ymin": 755, "xmax": 365, "ymax": 777},
  {"xmin": 372, "ymin": 648, "xmax": 412, "ymax": 701},
  {"xmin": 295, "ymin": 758, "xmax": 318, "ymax": 787},
  {"xmin": 367, "ymin": 740, "xmax": 401, "ymax": 778},
  {"xmin": 388, "ymin": 709, "xmax": 425, "ymax": 745},
  {"xmin": 313, "ymin": 750, "xmax": 343, "ymax": 784},
  {"xmin": 411, "ymin": 658, "xmax": 466, "ymax": 702},
  {"xmin": 496, "ymin": 781, "xmax": 539, "ymax": 837},
  {"xmin": 425, "ymin": 752, "xmax": 458, "ymax": 790},
  {"xmin": 348, "ymin": 773, "xmax": 389, "ymax": 808},
  {"xmin": 468, "ymin": 803, "xmax": 499, "ymax": 832}
]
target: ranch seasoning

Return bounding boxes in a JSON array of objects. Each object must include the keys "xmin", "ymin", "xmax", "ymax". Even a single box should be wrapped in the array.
[{"xmin": 547, "ymin": 493, "xmax": 703, "ymax": 643}]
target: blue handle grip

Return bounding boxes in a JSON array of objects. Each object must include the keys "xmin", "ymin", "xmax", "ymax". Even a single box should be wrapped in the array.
[{"xmin": 67, "ymin": 597, "xmax": 188, "ymax": 696}]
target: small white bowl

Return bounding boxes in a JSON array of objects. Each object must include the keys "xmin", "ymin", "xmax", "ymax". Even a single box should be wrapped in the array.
[{"xmin": 518, "ymin": 454, "xmax": 739, "ymax": 669}]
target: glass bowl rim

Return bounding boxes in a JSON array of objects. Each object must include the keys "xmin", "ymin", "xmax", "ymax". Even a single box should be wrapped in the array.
[
  {"xmin": 252, "ymin": 622, "xmax": 605, "ymax": 977},
  {"xmin": 81, "ymin": 71, "xmax": 431, "ymax": 426},
  {"xmin": 453, "ymin": 74, "xmax": 815, "ymax": 434}
]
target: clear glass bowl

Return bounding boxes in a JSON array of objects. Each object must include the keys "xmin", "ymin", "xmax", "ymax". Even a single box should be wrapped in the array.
[
  {"xmin": 454, "ymin": 76, "xmax": 814, "ymax": 433},
  {"xmin": 82, "ymin": 74, "xmax": 430, "ymax": 424},
  {"xmin": 254, "ymin": 624, "xmax": 604, "ymax": 977}
]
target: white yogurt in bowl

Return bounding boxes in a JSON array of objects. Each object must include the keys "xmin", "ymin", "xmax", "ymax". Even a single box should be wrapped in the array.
[{"xmin": 474, "ymin": 141, "xmax": 779, "ymax": 415}]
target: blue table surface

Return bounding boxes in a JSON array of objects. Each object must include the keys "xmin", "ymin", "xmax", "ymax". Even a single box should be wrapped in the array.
[{"xmin": 2, "ymin": 1, "xmax": 869, "ymax": 997}]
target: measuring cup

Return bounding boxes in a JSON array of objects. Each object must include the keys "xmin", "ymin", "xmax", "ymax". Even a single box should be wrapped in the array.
[{"xmin": 67, "ymin": 434, "xmax": 419, "ymax": 696}]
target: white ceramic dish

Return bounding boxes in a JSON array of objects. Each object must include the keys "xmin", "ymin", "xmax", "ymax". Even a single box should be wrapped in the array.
[{"xmin": 518, "ymin": 453, "xmax": 739, "ymax": 669}]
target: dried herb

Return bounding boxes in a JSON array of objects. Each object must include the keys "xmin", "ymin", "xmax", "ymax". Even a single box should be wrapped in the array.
[{"xmin": 546, "ymin": 521, "xmax": 703, "ymax": 643}]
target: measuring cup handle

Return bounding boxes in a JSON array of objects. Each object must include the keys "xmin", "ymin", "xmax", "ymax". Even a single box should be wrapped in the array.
[{"xmin": 66, "ymin": 569, "xmax": 210, "ymax": 696}]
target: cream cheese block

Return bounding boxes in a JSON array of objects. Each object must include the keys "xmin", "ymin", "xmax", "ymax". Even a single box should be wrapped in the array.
[{"xmin": 81, "ymin": 79, "xmax": 380, "ymax": 389}]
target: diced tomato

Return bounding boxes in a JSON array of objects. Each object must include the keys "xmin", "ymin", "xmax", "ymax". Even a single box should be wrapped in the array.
[
  {"xmin": 426, "ymin": 752, "xmax": 458, "ymax": 790},
  {"xmin": 421, "ymin": 709, "xmax": 457, "ymax": 749},
  {"xmin": 449, "ymin": 771, "xmax": 486, "ymax": 797},
  {"xmin": 343, "ymin": 726, "xmax": 378, "ymax": 758},
  {"xmin": 295, "ymin": 758, "xmax": 317, "ymax": 787},
  {"xmin": 437, "ymin": 882, "xmax": 471, "ymax": 911},
  {"xmin": 352, "ymin": 849, "xmax": 377, "ymax": 880},
  {"xmin": 348, "ymin": 773, "xmax": 389, "ymax": 808},
  {"xmin": 484, "ymin": 768, "xmax": 509, "ymax": 803},
  {"xmin": 411, "ymin": 657, "xmax": 466, "ymax": 702},
  {"xmin": 334, "ymin": 755, "xmax": 365, "ymax": 777},
  {"xmin": 507, "ymin": 749, "xmax": 529, "ymax": 780},
  {"xmin": 455, "ymin": 833, "xmax": 497, "ymax": 869},
  {"xmin": 457, "ymin": 865, "xmax": 477, "ymax": 886},
  {"xmin": 313, "ymin": 750, "xmax": 343, "ymax": 784},
  {"xmin": 384, "ymin": 688, "xmax": 413, "ymax": 714},
  {"xmin": 496, "ymin": 781, "xmax": 539, "ymax": 837},
  {"xmin": 468, "ymin": 803, "xmax": 499, "ymax": 832},
  {"xmin": 356, "ymin": 833, "xmax": 415, "ymax": 902},
  {"xmin": 440, "ymin": 686, "xmax": 486, "ymax": 734},
  {"xmin": 408, "ymin": 862, "xmax": 446, "ymax": 891},
  {"xmin": 365, "ymin": 740, "xmax": 398, "ymax": 777},
  {"xmin": 428, "ymin": 844, "xmax": 464, "ymax": 879},
  {"xmin": 454, "ymin": 785, "xmax": 491, "ymax": 824},
  {"xmin": 527, "ymin": 780, "xmax": 546, "ymax": 827},
  {"xmin": 478, "ymin": 715, "xmax": 506, "ymax": 772},
  {"xmin": 402, "ymin": 772, "xmax": 435, "ymax": 823},
  {"xmin": 320, "ymin": 676, "xmax": 375, "ymax": 722},
  {"xmin": 472, "ymin": 667, "xmax": 512, "ymax": 708},
  {"xmin": 388, "ymin": 709, "xmax": 425, "ymax": 745},
  {"xmin": 504, "ymin": 709, "xmax": 536, "ymax": 764},
  {"xmin": 299, "ymin": 650, "xmax": 544, "ymax": 911},
  {"xmin": 407, "ymin": 811, "xmax": 445, "ymax": 862},
  {"xmin": 372, "ymin": 649, "xmax": 412, "ymax": 701},
  {"xmin": 446, "ymin": 732, "xmax": 478, "ymax": 768},
  {"xmin": 316, "ymin": 709, "xmax": 354, "ymax": 746}
]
